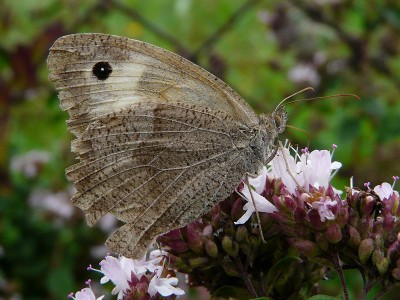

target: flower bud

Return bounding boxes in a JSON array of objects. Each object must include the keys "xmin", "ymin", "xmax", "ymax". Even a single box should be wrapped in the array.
[
  {"xmin": 222, "ymin": 256, "xmax": 240, "ymax": 277},
  {"xmin": 158, "ymin": 229, "xmax": 189, "ymax": 254},
  {"xmin": 326, "ymin": 223, "xmax": 342, "ymax": 244},
  {"xmin": 187, "ymin": 225, "xmax": 204, "ymax": 254},
  {"xmin": 348, "ymin": 225, "xmax": 361, "ymax": 249},
  {"xmin": 235, "ymin": 225, "xmax": 249, "ymax": 243},
  {"xmin": 292, "ymin": 240, "xmax": 320, "ymax": 257},
  {"xmin": 189, "ymin": 257, "xmax": 209, "ymax": 268},
  {"xmin": 171, "ymin": 255, "xmax": 191, "ymax": 272},
  {"xmin": 205, "ymin": 239, "xmax": 219, "ymax": 258},
  {"xmin": 372, "ymin": 250, "xmax": 389, "ymax": 274},
  {"xmin": 222, "ymin": 236, "xmax": 239, "ymax": 257},
  {"xmin": 359, "ymin": 238, "xmax": 374, "ymax": 264},
  {"xmin": 359, "ymin": 195, "xmax": 376, "ymax": 216},
  {"xmin": 211, "ymin": 205, "xmax": 222, "ymax": 229},
  {"xmin": 383, "ymin": 211, "xmax": 395, "ymax": 231},
  {"xmin": 231, "ymin": 197, "xmax": 245, "ymax": 221},
  {"xmin": 392, "ymin": 267, "xmax": 400, "ymax": 280},
  {"xmin": 387, "ymin": 241, "xmax": 400, "ymax": 261}
]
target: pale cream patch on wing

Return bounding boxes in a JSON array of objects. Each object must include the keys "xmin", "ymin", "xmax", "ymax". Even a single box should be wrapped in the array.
[{"xmin": 89, "ymin": 62, "xmax": 147, "ymax": 115}]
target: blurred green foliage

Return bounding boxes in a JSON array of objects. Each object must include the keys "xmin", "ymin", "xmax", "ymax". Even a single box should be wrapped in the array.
[{"xmin": 1, "ymin": 0, "xmax": 400, "ymax": 299}]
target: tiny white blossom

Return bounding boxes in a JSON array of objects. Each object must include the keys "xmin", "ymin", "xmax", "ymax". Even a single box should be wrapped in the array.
[
  {"xmin": 148, "ymin": 274, "xmax": 185, "ymax": 297},
  {"xmin": 235, "ymin": 166, "xmax": 277, "ymax": 225},
  {"xmin": 311, "ymin": 197, "xmax": 337, "ymax": 222},
  {"xmin": 73, "ymin": 288, "xmax": 104, "ymax": 300},
  {"xmin": 234, "ymin": 185, "xmax": 277, "ymax": 225},
  {"xmin": 374, "ymin": 182, "xmax": 394, "ymax": 200},
  {"xmin": 268, "ymin": 148, "xmax": 299, "ymax": 194}
]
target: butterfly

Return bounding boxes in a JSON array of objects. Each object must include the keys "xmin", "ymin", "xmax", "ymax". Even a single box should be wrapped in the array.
[{"xmin": 47, "ymin": 33, "xmax": 287, "ymax": 258}]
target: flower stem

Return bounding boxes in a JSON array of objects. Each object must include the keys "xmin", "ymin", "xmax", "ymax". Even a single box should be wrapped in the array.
[
  {"xmin": 332, "ymin": 250, "xmax": 349, "ymax": 300},
  {"xmin": 361, "ymin": 278, "xmax": 376, "ymax": 300},
  {"xmin": 235, "ymin": 255, "xmax": 258, "ymax": 298}
]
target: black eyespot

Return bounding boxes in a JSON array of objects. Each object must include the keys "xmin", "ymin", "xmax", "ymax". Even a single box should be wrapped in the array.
[{"xmin": 92, "ymin": 61, "xmax": 112, "ymax": 80}]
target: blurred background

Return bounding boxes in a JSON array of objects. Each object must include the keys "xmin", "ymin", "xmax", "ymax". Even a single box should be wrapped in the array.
[{"xmin": 1, "ymin": 0, "xmax": 400, "ymax": 299}]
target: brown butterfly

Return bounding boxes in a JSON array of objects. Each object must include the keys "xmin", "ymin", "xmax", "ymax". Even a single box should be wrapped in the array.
[{"xmin": 47, "ymin": 33, "xmax": 287, "ymax": 258}]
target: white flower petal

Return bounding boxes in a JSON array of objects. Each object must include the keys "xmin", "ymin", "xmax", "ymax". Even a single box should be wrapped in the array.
[
  {"xmin": 100, "ymin": 276, "xmax": 109, "ymax": 284},
  {"xmin": 248, "ymin": 166, "xmax": 268, "ymax": 194},
  {"xmin": 148, "ymin": 276, "xmax": 185, "ymax": 297},
  {"xmin": 99, "ymin": 256, "xmax": 130, "ymax": 293},
  {"xmin": 374, "ymin": 182, "xmax": 393, "ymax": 200},
  {"xmin": 234, "ymin": 184, "xmax": 277, "ymax": 225},
  {"xmin": 330, "ymin": 161, "xmax": 342, "ymax": 169},
  {"xmin": 234, "ymin": 208, "xmax": 255, "ymax": 225},
  {"xmin": 74, "ymin": 288, "xmax": 104, "ymax": 300}
]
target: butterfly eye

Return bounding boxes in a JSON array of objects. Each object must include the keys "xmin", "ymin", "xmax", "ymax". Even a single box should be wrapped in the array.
[
  {"xmin": 92, "ymin": 61, "xmax": 112, "ymax": 80},
  {"xmin": 274, "ymin": 115, "xmax": 281, "ymax": 128}
]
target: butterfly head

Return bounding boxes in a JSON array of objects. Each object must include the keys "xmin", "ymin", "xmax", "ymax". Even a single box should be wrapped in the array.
[
  {"xmin": 259, "ymin": 107, "xmax": 287, "ymax": 138},
  {"xmin": 247, "ymin": 107, "xmax": 287, "ymax": 168},
  {"xmin": 271, "ymin": 107, "xmax": 287, "ymax": 134}
]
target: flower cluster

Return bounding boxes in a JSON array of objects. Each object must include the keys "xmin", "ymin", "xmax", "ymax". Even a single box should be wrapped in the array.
[
  {"xmin": 158, "ymin": 144, "xmax": 400, "ymax": 299},
  {"xmin": 68, "ymin": 251, "xmax": 184, "ymax": 300}
]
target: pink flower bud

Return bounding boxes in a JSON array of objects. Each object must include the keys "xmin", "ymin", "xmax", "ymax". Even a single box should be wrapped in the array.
[
  {"xmin": 326, "ymin": 223, "xmax": 342, "ymax": 244},
  {"xmin": 292, "ymin": 240, "xmax": 320, "ymax": 257},
  {"xmin": 187, "ymin": 223, "xmax": 204, "ymax": 254},
  {"xmin": 211, "ymin": 205, "xmax": 222, "ymax": 229},
  {"xmin": 231, "ymin": 197, "xmax": 245, "ymax": 221},
  {"xmin": 348, "ymin": 225, "xmax": 361, "ymax": 249}
]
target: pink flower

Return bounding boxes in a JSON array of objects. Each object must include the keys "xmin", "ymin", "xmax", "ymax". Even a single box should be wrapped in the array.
[
  {"xmin": 99, "ymin": 255, "xmax": 162, "ymax": 299},
  {"xmin": 268, "ymin": 147, "xmax": 341, "ymax": 195},
  {"xmin": 311, "ymin": 197, "xmax": 338, "ymax": 222}
]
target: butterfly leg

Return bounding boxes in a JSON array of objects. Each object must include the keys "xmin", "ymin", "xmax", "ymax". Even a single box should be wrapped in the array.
[{"xmin": 244, "ymin": 173, "xmax": 266, "ymax": 244}]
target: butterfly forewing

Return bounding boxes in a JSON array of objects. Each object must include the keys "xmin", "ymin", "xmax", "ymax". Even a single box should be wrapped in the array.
[{"xmin": 47, "ymin": 33, "xmax": 262, "ymax": 258}]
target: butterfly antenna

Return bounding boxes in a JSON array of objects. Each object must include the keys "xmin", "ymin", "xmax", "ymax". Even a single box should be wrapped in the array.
[
  {"xmin": 281, "ymin": 93, "xmax": 361, "ymax": 108},
  {"xmin": 275, "ymin": 87, "xmax": 315, "ymax": 112}
]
